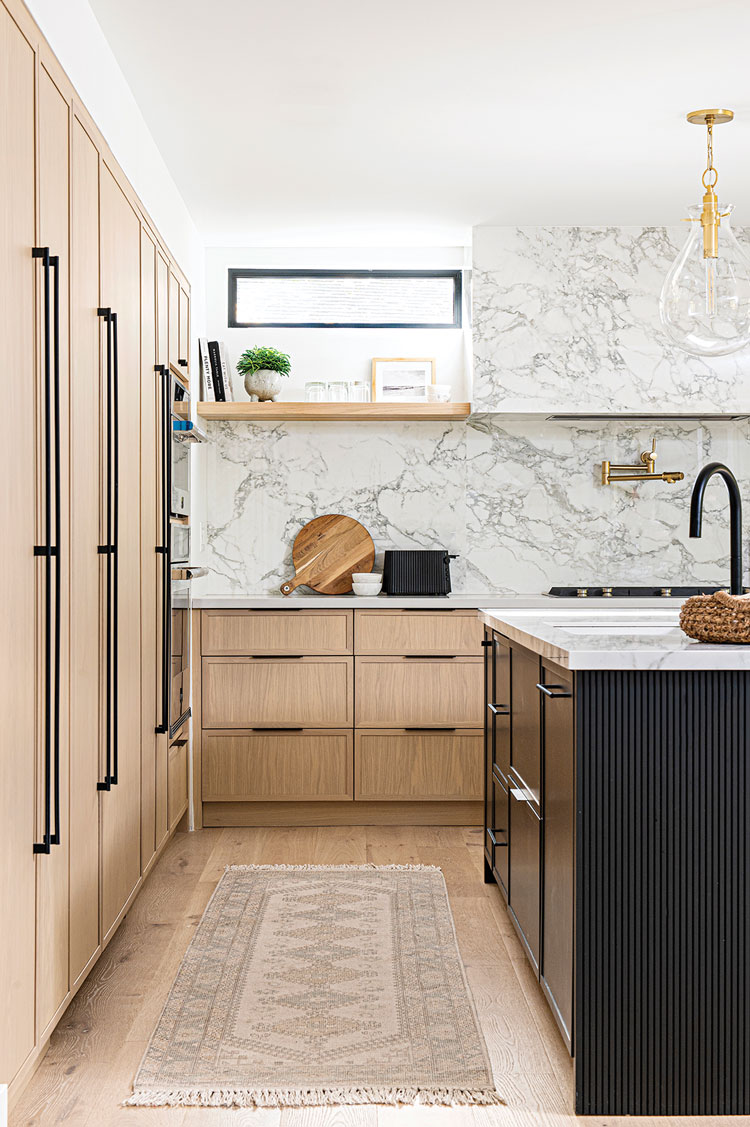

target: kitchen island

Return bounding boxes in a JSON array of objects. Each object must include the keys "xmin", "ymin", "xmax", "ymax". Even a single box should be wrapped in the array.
[{"xmin": 480, "ymin": 606, "xmax": 750, "ymax": 1116}]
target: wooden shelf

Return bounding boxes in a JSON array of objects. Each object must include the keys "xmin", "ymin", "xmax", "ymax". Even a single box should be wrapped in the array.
[{"xmin": 196, "ymin": 401, "xmax": 471, "ymax": 422}]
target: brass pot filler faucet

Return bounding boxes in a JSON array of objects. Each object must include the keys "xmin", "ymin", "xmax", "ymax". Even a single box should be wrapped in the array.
[{"xmin": 601, "ymin": 438, "xmax": 685, "ymax": 486}]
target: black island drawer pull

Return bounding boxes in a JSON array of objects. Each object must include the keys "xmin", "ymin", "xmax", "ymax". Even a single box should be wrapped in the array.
[
  {"xmin": 403, "ymin": 727, "xmax": 457, "ymax": 732},
  {"xmin": 486, "ymin": 827, "xmax": 507, "ymax": 848},
  {"xmin": 536, "ymin": 682, "xmax": 572, "ymax": 699},
  {"xmin": 403, "ymin": 654, "xmax": 458, "ymax": 660},
  {"xmin": 487, "ymin": 702, "xmax": 510, "ymax": 715}
]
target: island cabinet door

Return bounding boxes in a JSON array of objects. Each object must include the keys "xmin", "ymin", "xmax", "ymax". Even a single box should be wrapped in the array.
[
  {"xmin": 510, "ymin": 644, "xmax": 542, "ymax": 805},
  {"xmin": 539, "ymin": 660, "xmax": 575, "ymax": 1052}
]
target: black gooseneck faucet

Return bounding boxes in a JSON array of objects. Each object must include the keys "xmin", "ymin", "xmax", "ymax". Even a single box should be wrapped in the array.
[{"xmin": 688, "ymin": 462, "xmax": 744, "ymax": 595}]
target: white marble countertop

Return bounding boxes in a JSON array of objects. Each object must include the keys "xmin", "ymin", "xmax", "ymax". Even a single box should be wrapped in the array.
[
  {"xmin": 479, "ymin": 607, "xmax": 750, "ymax": 671},
  {"xmin": 191, "ymin": 592, "xmax": 703, "ymax": 610}
]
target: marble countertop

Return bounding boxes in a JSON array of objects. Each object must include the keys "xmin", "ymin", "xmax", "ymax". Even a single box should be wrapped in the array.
[
  {"xmin": 191, "ymin": 592, "xmax": 701, "ymax": 610},
  {"xmin": 479, "ymin": 607, "xmax": 750, "ymax": 671}
]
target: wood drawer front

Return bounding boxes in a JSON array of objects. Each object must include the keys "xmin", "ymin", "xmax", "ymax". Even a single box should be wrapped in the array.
[
  {"xmin": 202, "ymin": 657, "xmax": 353, "ymax": 728},
  {"xmin": 355, "ymin": 729, "xmax": 482, "ymax": 801},
  {"xmin": 203, "ymin": 730, "xmax": 353, "ymax": 802},
  {"xmin": 355, "ymin": 657, "xmax": 483, "ymax": 728},
  {"xmin": 201, "ymin": 609, "xmax": 353, "ymax": 656},
  {"xmin": 355, "ymin": 609, "xmax": 483, "ymax": 655},
  {"xmin": 167, "ymin": 739, "xmax": 188, "ymax": 829}
]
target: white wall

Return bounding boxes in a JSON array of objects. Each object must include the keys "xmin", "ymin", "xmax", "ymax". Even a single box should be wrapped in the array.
[
  {"xmin": 204, "ymin": 247, "xmax": 469, "ymax": 401},
  {"xmin": 26, "ymin": 0, "xmax": 204, "ymax": 342}
]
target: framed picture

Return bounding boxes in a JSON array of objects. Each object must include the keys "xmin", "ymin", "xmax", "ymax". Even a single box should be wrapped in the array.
[{"xmin": 371, "ymin": 357, "xmax": 436, "ymax": 402}]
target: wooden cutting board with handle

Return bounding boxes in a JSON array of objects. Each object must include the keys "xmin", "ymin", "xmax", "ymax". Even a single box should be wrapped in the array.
[{"xmin": 280, "ymin": 515, "xmax": 375, "ymax": 595}]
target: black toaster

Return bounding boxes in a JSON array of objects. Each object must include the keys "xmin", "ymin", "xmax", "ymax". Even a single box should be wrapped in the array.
[{"xmin": 382, "ymin": 550, "xmax": 456, "ymax": 596}]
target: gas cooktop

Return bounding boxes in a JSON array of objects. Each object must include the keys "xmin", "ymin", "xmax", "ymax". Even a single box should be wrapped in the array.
[{"xmin": 547, "ymin": 585, "xmax": 727, "ymax": 599}]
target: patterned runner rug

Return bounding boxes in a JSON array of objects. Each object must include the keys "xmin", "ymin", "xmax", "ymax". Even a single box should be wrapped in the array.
[{"xmin": 127, "ymin": 863, "xmax": 502, "ymax": 1108}]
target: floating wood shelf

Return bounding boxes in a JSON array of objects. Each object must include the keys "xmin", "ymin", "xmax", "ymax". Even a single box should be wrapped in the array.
[{"xmin": 196, "ymin": 401, "xmax": 471, "ymax": 422}]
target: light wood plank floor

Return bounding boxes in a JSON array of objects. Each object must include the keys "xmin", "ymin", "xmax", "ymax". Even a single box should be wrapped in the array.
[{"xmin": 10, "ymin": 827, "xmax": 737, "ymax": 1127}]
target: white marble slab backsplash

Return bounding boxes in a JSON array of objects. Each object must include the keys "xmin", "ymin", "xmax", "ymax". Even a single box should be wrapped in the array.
[
  {"xmin": 193, "ymin": 418, "xmax": 750, "ymax": 595},
  {"xmin": 472, "ymin": 226, "xmax": 750, "ymax": 414}
]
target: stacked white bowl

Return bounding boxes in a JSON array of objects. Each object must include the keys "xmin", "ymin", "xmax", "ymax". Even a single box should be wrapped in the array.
[{"xmin": 351, "ymin": 572, "xmax": 383, "ymax": 596}]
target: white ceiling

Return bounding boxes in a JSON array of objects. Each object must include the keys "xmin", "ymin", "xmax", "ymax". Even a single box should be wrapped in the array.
[{"xmin": 88, "ymin": 0, "xmax": 750, "ymax": 245}]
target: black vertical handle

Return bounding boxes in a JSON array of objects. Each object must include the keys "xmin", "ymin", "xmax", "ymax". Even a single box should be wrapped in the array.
[
  {"xmin": 50, "ymin": 253, "xmax": 61, "ymax": 844},
  {"xmin": 97, "ymin": 307, "xmax": 113, "ymax": 791},
  {"xmin": 33, "ymin": 247, "xmax": 52, "ymax": 854},
  {"xmin": 155, "ymin": 365, "xmax": 170, "ymax": 734},
  {"xmin": 110, "ymin": 312, "xmax": 119, "ymax": 786}
]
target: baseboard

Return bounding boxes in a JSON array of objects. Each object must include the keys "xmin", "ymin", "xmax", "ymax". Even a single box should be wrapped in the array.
[{"xmin": 202, "ymin": 800, "xmax": 483, "ymax": 827}]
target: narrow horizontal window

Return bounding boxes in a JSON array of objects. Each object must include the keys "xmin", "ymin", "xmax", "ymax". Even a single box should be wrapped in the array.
[{"xmin": 228, "ymin": 269, "xmax": 462, "ymax": 329}]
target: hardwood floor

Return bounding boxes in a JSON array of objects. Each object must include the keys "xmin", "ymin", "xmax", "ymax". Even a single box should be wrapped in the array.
[{"xmin": 9, "ymin": 827, "xmax": 728, "ymax": 1127}]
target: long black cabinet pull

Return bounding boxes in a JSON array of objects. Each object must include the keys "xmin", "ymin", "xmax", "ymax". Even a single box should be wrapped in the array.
[
  {"xmin": 50, "ymin": 254, "xmax": 61, "ymax": 843},
  {"xmin": 155, "ymin": 364, "xmax": 170, "ymax": 735},
  {"xmin": 536, "ymin": 682, "xmax": 572, "ymax": 699},
  {"xmin": 97, "ymin": 308, "xmax": 113, "ymax": 790},
  {"xmin": 33, "ymin": 247, "xmax": 53, "ymax": 853},
  {"xmin": 111, "ymin": 312, "xmax": 120, "ymax": 786}
]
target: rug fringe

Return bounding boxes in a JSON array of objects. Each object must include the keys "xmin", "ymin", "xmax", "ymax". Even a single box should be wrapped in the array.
[
  {"xmin": 124, "ymin": 1085, "xmax": 504, "ymax": 1108},
  {"xmin": 225, "ymin": 863, "xmax": 443, "ymax": 873}
]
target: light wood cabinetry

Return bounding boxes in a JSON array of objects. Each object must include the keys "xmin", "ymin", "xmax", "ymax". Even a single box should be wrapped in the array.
[
  {"xmin": 355, "ymin": 730, "xmax": 482, "ymax": 800},
  {"xmin": 1, "ymin": 0, "xmax": 192, "ymax": 1102},
  {"xmin": 355, "ymin": 609, "xmax": 482, "ymax": 655},
  {"xmin": 355, "ymin": 656, "xmax": 483, "ymax": 728},
  {"xmin": 202, "ymin": 656, "xmax": 354, "ymax": 728},
  {"xmin": 202, "ymin": 608, "xmax": 353, "ymax": 656},
  {"xmin": 167, "ymin": 738, "xmax": 189, "ymax": 831},
  {"xmin": 169, "ymin": 268, "xmax": 189, "ymax": 381},
  {"xmin": 203, "ymin": 731, "xmax": 353, "ymax": 802},
  {"xmin": 197, "ymin": 608, "xmax": 484, "ymax": 823},
  {"xmin": 0, "ymin": 0, "xmax": 39, "ymax": 1080}
]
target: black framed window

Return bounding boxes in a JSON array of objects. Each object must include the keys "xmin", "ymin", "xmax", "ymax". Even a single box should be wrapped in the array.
[{"xmin": 228, "ymin": 269, "xmax": 462, "ymax": 329}]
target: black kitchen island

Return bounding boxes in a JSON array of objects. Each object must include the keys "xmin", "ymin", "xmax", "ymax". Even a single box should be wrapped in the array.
[{"xmin": 480, "ymin": 606, "xmax": 750, "ymax": 1116}]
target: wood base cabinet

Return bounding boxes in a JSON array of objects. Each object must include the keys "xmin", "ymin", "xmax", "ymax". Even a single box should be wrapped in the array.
[
  {"xmin": 483, "ymin": 625, "xmax": 750, "ymax": 1116},
  {"xmin": 1, "ymin": 0, "xmax": 191, "ymax": 1102},
  {"xmin": 196, "ymin": 609, "xmax": 484, "ymax": 825}
]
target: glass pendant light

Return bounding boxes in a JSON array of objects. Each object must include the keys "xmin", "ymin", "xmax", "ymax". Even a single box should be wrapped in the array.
[{"xmin": 659, "ymin": 109, "xmax": 750, "ymax": 357}]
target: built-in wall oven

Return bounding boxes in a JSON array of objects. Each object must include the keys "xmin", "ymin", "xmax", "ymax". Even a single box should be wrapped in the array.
[{"xmin": 156, "ymin": 365, "xmax": 206, "ymax": 738}]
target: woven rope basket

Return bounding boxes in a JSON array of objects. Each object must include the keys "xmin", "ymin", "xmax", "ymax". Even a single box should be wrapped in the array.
[{"xmin": 679, "ymin": 590, "xmax": 750, "ymax": 644}]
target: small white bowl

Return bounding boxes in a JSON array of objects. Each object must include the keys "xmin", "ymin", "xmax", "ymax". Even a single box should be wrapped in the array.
[
  {"xmin": 352, "ymin": 572, "xmax": 381, "ymax": 583},
  {"xmin": 352, "ymin": 581, "xmax": 382, "ymax": 597}
]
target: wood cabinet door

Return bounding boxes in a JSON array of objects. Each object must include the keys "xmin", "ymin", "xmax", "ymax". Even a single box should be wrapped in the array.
[
  {"xmin": 355, "ymin": 657, "xmax": 483, "ymax": 728},
  {"xmin": 0, "ymin": 1, "xmax": 38, "ymax": 1079},
  {"xmin": 202, "ymin": 657, "xmax": 353, "ymax": 728},
  {"xmin": 167, "ymin": 738, "xmax": 188, "ymax": 830},
  {"xmin": 354, "ymin": 609, "xmax": 483, "ymax": 655},
  {"xmin": 178, "ymin": 283, "xmax": 189, "ymax": 376},
  {"xmin": 154, "ymin": 252, "xmax": 169, "ymax": 849},
  {"xmin": 508, "ymin": 779, "xmax": 541, "ymax": 972},
  {"xmin": 69, "ymin": 114, "xmax": 102, "ymax": 987},
  {"xmin": 203, "ymin": 730, "xmax": 353, "ymax": 802},
  {"xmin": 168, "ymin": 268, "xmax": 180, "ymax": 374},
  {"xmin": 355, "ymin": 730, "xmax": 482, "ymax": 800},
  {"xmin": 490, "ymin": 632, "xmax": 511, "ymax": 781},
  {"xmin": 540, "ymin": 660, "xmax": 575, "ymax": 1049},
  {"xmin": 510, "ymin": 644, "xmax": 541, "ymax": 806},
  {"xmin": 139, "ymin": 226, "xmax": 159, "ymax": 872},
  {"xmin": 35, "ymin": 58, "xmax": 72, "ymax": 1038},
  {"xmin": 99, "ymin": 163, "xmax": 142, "ymax": 940},
  {"xmin": 202, "ymin": 609, "xmax": 353, "ymax": 655}
]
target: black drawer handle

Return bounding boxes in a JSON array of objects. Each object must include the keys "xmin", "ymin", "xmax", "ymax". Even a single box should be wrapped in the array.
[
  {"xmin": 536, "ymin": 682, "xmax": 572, "ymax": 698},
  {"xmin": 403, "ymin": 655, "xmax": 458, "ymax": 660},
  {"xmin": 178, "ymin": 358, "xmax": 188, "ymax": 367},
  {"xmin": 487, "ymin": 702, "xmax": 510, "ymax": 715},
  {"xmin": 251, "ymin": 654, "xmax": 304, "ymax": 659},
  {"xmin": 404, "ymin": 727, "xmax": 457, "ymax": 732},
  {"xmin": 486, "ymin": 828, "xmax": 507, "ymax": 847},
  {"xmin": 251, "ymin": 727, "xmax": 304, "ymax": 732}
]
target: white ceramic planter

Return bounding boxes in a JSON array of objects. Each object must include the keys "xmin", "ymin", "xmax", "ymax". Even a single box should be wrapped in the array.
[{"xmin": 243, "ymin": 369, "xmax": 283, "ymax": 401}]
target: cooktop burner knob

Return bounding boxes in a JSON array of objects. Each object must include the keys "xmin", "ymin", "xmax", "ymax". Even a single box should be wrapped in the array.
[
  {"xmin": 601, "ymin": 586, "xmax": 614, "ymax": 597},
  {"xmin": 658, "ymin": 587, "xmax": 673, "ymax": 597},
  {"xmin": 576, "ymin": 587, "xmax": 589, "ymax": 597}
]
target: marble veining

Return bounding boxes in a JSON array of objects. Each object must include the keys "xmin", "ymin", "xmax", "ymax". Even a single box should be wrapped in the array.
[
  {"xmin": 193, "ymin": 415, "xmax": 750, "ymax": 596},
  {"xmin": 472, "ymin": 225, "xmax": 750, "ymax": 414}
]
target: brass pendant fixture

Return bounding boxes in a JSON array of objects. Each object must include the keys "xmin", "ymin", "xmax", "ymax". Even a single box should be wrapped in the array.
[{"xmin": 659, "ymin": 108, "xmax": 750, "ymax": 357}]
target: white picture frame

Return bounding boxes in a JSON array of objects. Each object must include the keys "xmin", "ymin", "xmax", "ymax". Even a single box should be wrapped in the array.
[{"xmin": 371, "ymin": 357, "xmax": 436, "ymax": 403}]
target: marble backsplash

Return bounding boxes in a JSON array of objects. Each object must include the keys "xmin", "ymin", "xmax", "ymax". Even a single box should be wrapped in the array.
[
  {"xmin": 193, "ymin": 418, "xmax": 750, "ymax": 595},
  {"xmin": 472, "ymin": 226, "xmax": 750, "ymax": 414}
]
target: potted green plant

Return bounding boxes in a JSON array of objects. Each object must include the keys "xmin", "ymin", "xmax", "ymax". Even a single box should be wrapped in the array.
[{"xmin": 236, "ymin": 346, "xmax": 291, "ymax": 402}]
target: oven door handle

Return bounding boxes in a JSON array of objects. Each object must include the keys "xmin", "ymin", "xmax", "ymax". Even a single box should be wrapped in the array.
[{"xmin": 155, "ymin": 364, "xmax": 171, "ymax": 734}]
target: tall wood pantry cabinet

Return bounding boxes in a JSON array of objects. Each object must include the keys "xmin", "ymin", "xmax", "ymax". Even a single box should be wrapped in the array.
[{"xmin": 0, "ymin": 0, "xmax": 191, "ymax": 1102}]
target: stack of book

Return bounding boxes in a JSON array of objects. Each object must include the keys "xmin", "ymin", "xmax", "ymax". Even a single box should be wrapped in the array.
[{"xmin": 199, "ymin": 339, "xmax": 234, "ymax": 401}]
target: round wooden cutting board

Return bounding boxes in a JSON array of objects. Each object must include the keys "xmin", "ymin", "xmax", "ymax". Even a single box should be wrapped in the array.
[{"xmin": 280, "ymin": 515, "xmax": 375, "ymax": 595}]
